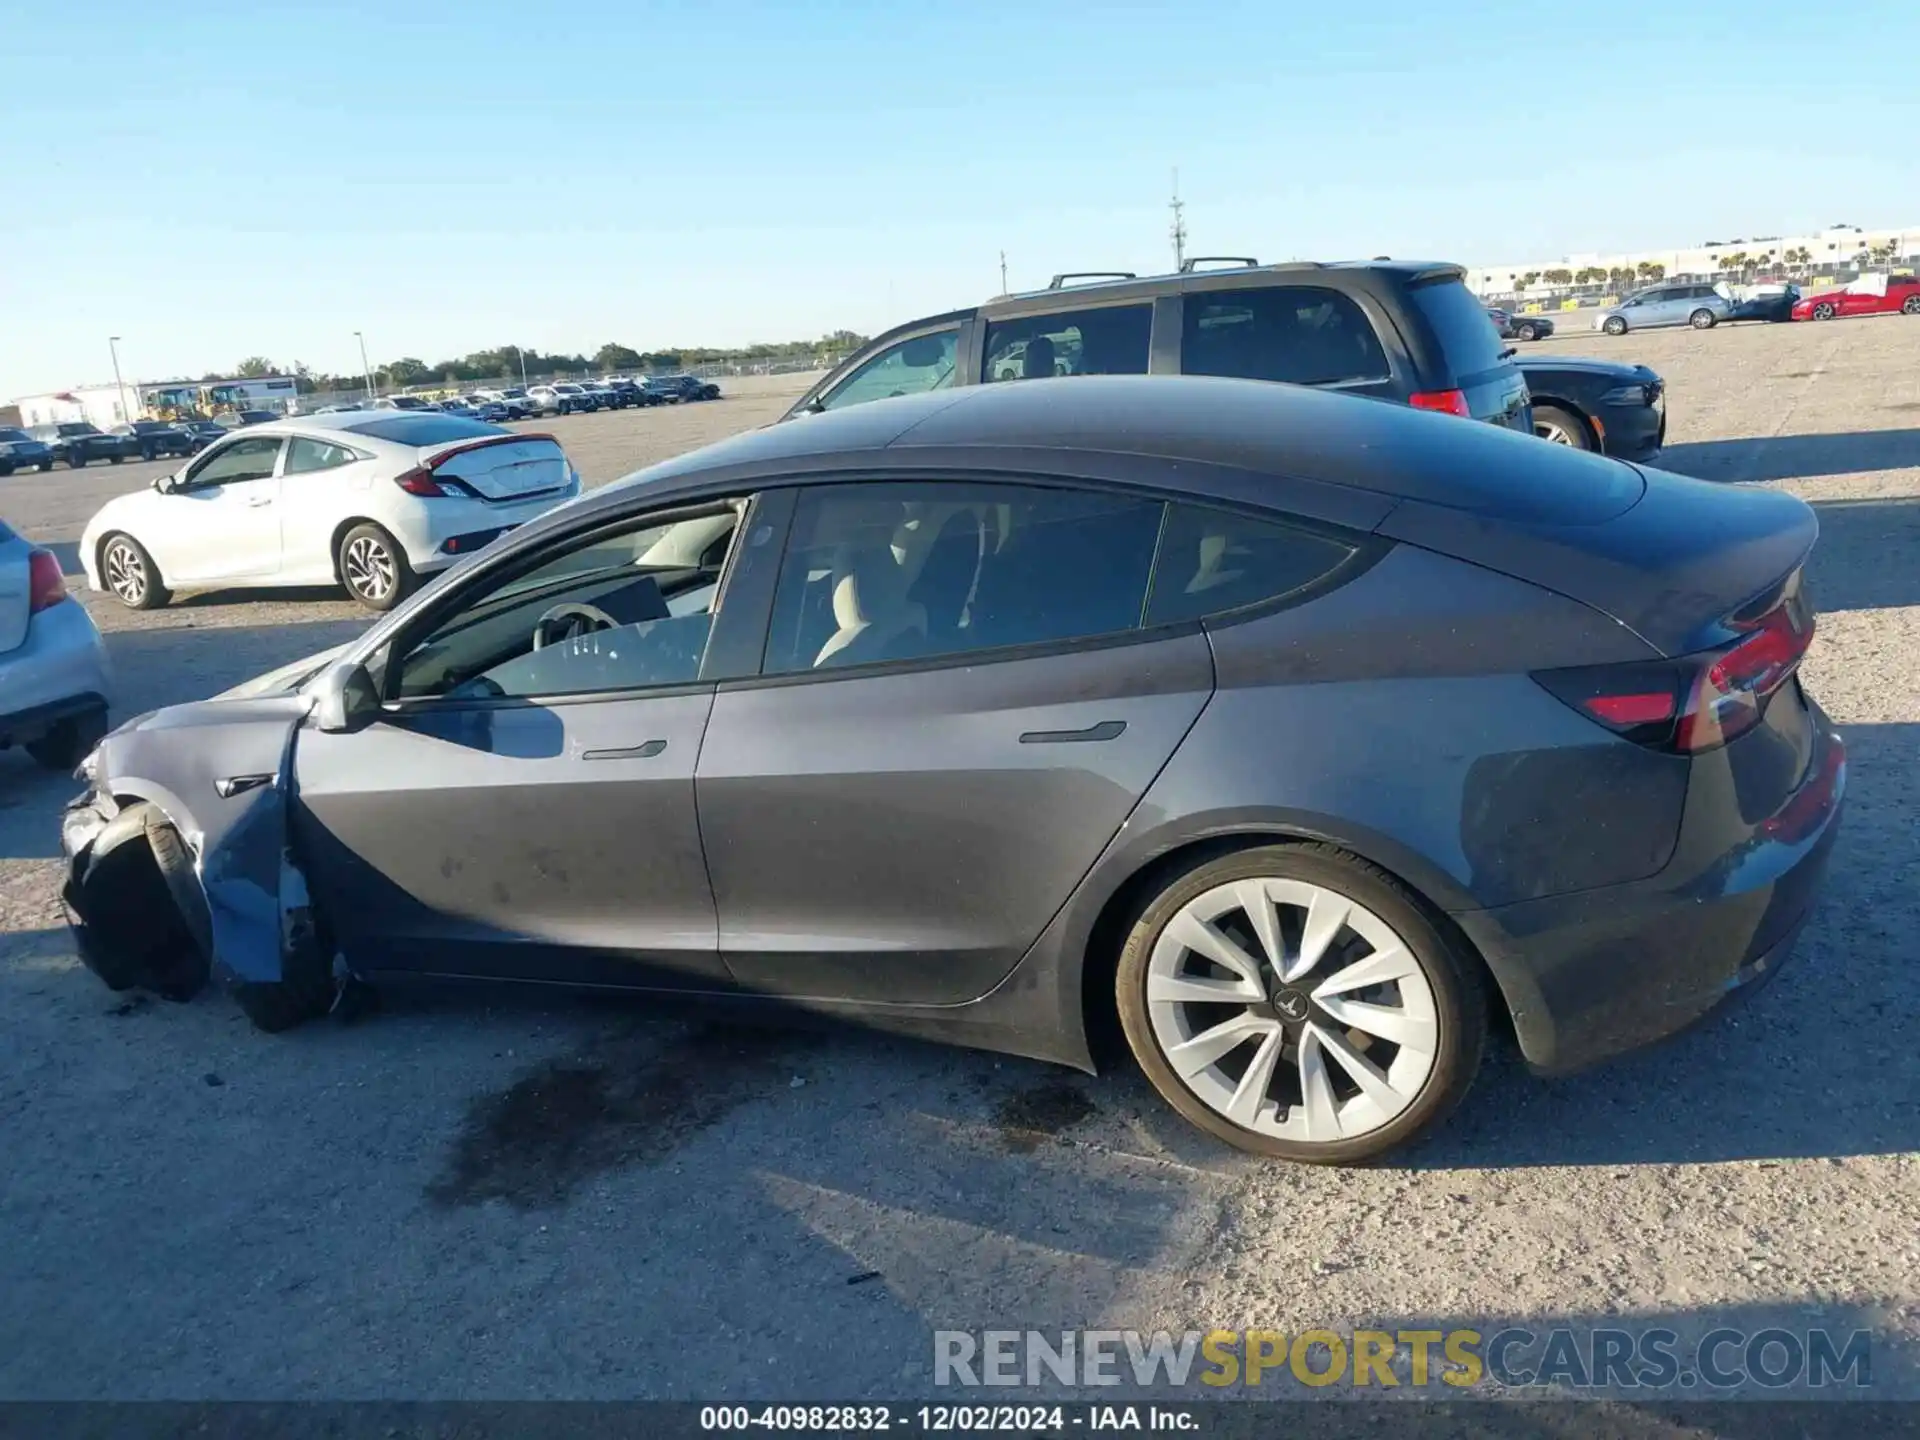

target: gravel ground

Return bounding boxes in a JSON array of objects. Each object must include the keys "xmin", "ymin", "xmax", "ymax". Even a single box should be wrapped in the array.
[{"xmin": 2, "ymin": 326, "xmax": 1917, "ymax": 1406}]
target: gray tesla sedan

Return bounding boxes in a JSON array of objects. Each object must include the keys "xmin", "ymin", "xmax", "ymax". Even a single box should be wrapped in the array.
[{"xmin": 60, "ymin": 375, "xmax": 1843, "ymax": 1163}]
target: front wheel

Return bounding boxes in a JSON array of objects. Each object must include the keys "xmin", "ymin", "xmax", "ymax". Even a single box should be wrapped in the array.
[
  {"xmin": 1903, "ymin": 296, "xmax": 1920, "ymax": 315},
  {"xmin": 1603, "ymin": 316, "xmax": 1628, "ymax": 336},
  {"xmin": 1115, "ymin": 844, "xmax": 1486, "ymax": 1164},
  {"xmin": 1532, "ymin": 403, "xmax": 1594, "ymax": 451},
  {"xmin": 108, "ymin": 452, "xmax": 124, "ymax": 464},
  {"xmin": 99, "ymin": 532, "xmax": 170, "ymax": 609},
  {"xmin": 1516, "ymin": 323, "xmax": 1538, "ymax": 341},
  {"xmin": 1689, "ymin": 308, "xmax": 1717, "ymax": 329},
  {"xmin": 338, "ymin": 522, "xmax": 414, "ymax": 611},
  {"xmin": 1812, "ymin": 302, "xmax": 1837, "ymax": 321},
  {"xmin": 68, "ymin": 454, "xmax": 89, "ymax": 469},
  {"xmin": 38, "ymin": 462, "xmax": 54, "ymax": 472}
]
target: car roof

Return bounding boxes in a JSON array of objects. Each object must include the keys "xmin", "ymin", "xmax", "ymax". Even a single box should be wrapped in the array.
[{"xmin": 591, "ymin": 374, "xmax": 1640, "ymax": 526}]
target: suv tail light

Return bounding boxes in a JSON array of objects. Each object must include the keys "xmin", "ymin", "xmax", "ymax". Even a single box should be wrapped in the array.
[
  {"xmin": 1409, "ymin": 389, "xmax": 1472, "ymax": 418},
  {"xmin": 1534, "ymin": 596, "xmax": 1814, "ymax": 755},
  {"xmin": 27, "ymin": 548, "xmax": 68, "ymax": 612}
]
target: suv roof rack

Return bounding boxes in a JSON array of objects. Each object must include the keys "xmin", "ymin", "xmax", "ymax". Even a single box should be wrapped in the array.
[
  {"xmin": 1178, "ymin": 256, "xmax": 1260, "ymax": 272},
  {"xmin": 1046, "ymin": 271, "xmax": 1137, "ymax": 289}
]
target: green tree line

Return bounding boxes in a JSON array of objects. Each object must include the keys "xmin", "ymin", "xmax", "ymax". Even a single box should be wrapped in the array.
[{"xmin": 220, "ymin": 331, "xmax": 868, "ymax": 394}]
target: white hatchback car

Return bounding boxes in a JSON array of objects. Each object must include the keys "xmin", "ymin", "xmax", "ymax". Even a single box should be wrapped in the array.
[{"xmin": 80, "ymin": 411, "xmax": 583, "ymax": 612}]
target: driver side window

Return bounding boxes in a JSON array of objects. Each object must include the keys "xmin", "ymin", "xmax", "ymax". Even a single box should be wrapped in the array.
[
  {"xmin": 392, "ymin": 505, "xmax": 744, "ymax": 702},
  {"xmin": 819, "ymin": 329, "xmax": 959, "ymax": 412},
  {"xmin": 185, "ymin": 436, "xmax": 284, "ymax": 487}
]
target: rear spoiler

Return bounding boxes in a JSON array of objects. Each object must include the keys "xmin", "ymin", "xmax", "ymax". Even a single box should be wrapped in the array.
[{"xmin": 1406, "ymin": 264, "xmax": 1469, "ymax": 288}]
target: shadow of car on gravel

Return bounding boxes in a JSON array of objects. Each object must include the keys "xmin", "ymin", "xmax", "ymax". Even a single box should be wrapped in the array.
[
  {"xmin": 1801, "ymin": 497, "xmax": 1920, "ymax": 614},
  {"xmin": 1659, "ymin": 428, "xmax": 1920, "ymax": 484}
]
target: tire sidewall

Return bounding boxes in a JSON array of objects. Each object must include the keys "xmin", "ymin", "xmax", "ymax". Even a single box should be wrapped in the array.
[
  {"xmin": 1532, "ymin": 404, "xmax": 1592, "ymax": 451},
  {"xmin": 1115, "ymin": 845, "xmax": 1484, "ymax": 1164},
  {"xmin": 339, "ymin": 524, "xmax": 410, "ymax": 611},
  {"xmin": 1604, "ymin": 317, "xmax": 1627, "ymax": 336},
  {"xmin": 101, "ymin": 533, "xmax": 161, "ymax": 610},
  {"xmin": 1690, "ymin": 309, "xmax": 1715, "ymax": 329}
]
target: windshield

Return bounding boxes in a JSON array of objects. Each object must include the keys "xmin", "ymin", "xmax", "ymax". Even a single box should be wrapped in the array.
[{"xmin": 0, "ymin": 428, "xmax": 29, "ymax": 442}]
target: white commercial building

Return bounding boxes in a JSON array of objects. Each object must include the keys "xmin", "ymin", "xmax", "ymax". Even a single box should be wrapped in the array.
[
  {"xmin": 13, "ymin": 383, "xmax": 140, "ymax": 430},
  {"xmin": 1469, "ymin": 223, "xmax": 1920, "ymax": 301}
]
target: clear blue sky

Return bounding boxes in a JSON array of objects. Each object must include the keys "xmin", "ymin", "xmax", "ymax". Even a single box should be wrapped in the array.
[{"xmin": 4, "ymin": 0, "xmax": 1915, "ymax": 397}]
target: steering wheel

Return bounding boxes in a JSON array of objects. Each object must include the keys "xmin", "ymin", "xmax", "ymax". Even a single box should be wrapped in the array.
[{"xmin": 532, "ymin": 601, "xmax": 619, "ymax": 651}]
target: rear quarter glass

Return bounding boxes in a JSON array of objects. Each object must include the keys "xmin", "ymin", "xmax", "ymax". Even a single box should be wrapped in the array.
[{"xmin": 1407, "ymin": 279, "xmax": 1516, "ymax": 380}]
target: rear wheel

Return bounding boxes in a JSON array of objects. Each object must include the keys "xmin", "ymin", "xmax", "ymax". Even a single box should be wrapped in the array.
[
  {"xmin": 1812, "ymin": 301, "xmax": 1837, "ymax": 321},
  {"xmin": 1515, "ymin": 322, "xmax": 1538, "ymax": 341},
  {"xmin": 1532, "ymin": 403, "xmax": 1595, "ymax": 451},
  {"xmin": 38, "ymin": 461, "xmax": 54, "ymax": 472},
  {"xmin": 1603, "ymin": 316, "xmax": 1628, "ymax": 336},
  {"xmin": 1903, "ymin": 295, "xmax": 1920, "ymax": 315},
  {"xmin": 69, "ymin": 453, "xmax": 89, "ymax": 469},
  {"xmin": 338, "ymin": 522, "xmax": 414, "ymax": 611},
  {"xmin": 1115, "ymin": 844, "xmax": 1486, "ymax": 1164},
  {"xmin": 108, "ymin": 451, "xmax": 124, "ymax": 464},
  {"xmin": 100, "ymin": 533, "xmax": 169, "ymax": 610},
  {"xmin": 1689, "ymin": 308, "xmax": 1717, "ymax": 329}
]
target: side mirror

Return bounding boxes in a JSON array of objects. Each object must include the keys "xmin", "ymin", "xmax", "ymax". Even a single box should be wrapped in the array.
[
  {"xmin": 154, "ymin": 471, "xmax": 179, "ymax": 493},
  {"xmin": 311, "ymin": 661, "xmax": 382, "ymax": 734}
]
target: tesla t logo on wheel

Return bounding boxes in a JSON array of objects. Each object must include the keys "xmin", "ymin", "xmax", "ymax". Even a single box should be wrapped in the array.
[{"xmin": 1275, "ymin": 990, "xmax": 1310, "ymax": 1022}]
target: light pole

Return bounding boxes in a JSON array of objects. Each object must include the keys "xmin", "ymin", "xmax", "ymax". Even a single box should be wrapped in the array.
[
  {"xmin": 354, "ymin": 331, "xmax": 375, "ymax": 398},
  {"xmin": 108, "ymin": 336, "xmax": 131, "ymax": 422},
  {"xmin": 519, "ymin": 347, "xmax": 529, "ymax": 388}
]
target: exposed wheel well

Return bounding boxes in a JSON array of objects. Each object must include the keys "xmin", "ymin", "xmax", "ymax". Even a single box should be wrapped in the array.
[{"xmin": 1076, "ymin": 831, "xmax": 1511, "ymax": 1072}]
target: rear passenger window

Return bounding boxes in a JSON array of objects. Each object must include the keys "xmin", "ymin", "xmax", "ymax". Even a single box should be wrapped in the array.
[
  {"xmin": 982, "ymin": 305, "xmax": 1152, "ymax": 383},
  {"xmin": 286, "ymin": 438, "xmax": 358, "ymax": 474},
  {"xmin": 763, "ymin": 482, "xmax": 1163, "ymax": 674},
  {"xmin": 1147, "ymin": 505, "xmax": 1358, "ymax": 626},
  {"xmin": 1181, "ymin": 286, "xmax": 1389, "ymax": 386},
  {"xmin": 1404, "ymin": 278, "xmax": 1513, "ymax": 378}
]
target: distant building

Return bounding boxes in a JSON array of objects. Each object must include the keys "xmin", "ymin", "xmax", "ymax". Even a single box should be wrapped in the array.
[
  {"xmin": 1469, "ymin": 223, "xmax": 1919, "ymax": 301},
  {"xmin": 11, "ymin": 375, "xmax": 298, "ymax": 427}
]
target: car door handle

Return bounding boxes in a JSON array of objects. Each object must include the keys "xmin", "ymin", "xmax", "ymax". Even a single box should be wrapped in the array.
[
  {"xmin": 581, "ymin": 740, "xmax": 667, "ymax": 761},
  {"xmin": 1019, "ymin": 720, "xmax": 1126, "ymax": 745},
  {"xmin": 245, "ymin": 495, "xmax": 273, "ymax": 507}
]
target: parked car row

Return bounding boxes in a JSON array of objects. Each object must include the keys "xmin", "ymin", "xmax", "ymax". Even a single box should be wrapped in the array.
[
  {"xmin": 1588, "ymin": 272, "xmax": 1920, "ymax": 334},
  {"xmin": 0, "ymin": 416, "xmax": 279, "ymax": 474}
]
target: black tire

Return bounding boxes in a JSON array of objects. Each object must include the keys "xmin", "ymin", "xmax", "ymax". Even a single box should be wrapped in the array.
[
  {"xmin": 108, "ymin": 452, "xmax": 124, "ymax": 464},
  {"xmin": 1812, "ymin": 302, "xmax": 1836, "ymax": 321},
  {"xmin": 231, "ymin": 881, "xmax": 335, "ymax": 1032},
  {"xmin": 1516, "ymin": 323, "xmax": 1538, "ymax": 341},
  {"xmin": 70, "ymin": 802, "xmax": 211, "ymax": 1001},
  {"xmin": 0, "ymin": 463, "xmax": 13, "ymax": 478},
  {"xmin": 1531, "ymin": 402, "xmax": 1595, "ymax": 452},
  {"xmin": 1903, "ymin": 295, "xmax": 1920, "ymax": 315},
  {"xmin": 1115, "ymin": 843, "xmax": 1487, "ymax": 1164},
  {"xmin": 1603, "ymin": 316, "xmax": 1628, "ymax": 336},
  {"xmin": 337, "ymin": 521, "xmax": 414, "ymax": 611},
  {"xmin": 68, "ymin": 453, "xmax": 89, "ymax": 469},
  {"xmin": 1689, "ymin": 308, "xmax": 1717, "ymax": 330},
  {"xmin": 38, "ymin": 462, "xmax": 54, "ymax": 472},
  {"xmin": 25, "ymin": 709, "xmax": 107, "ymax": 772},
  {"xmin": 98, "ymin": 532, "xmax": 170, "ymax": 610}
]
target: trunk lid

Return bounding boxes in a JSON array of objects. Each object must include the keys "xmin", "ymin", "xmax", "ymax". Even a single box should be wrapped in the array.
[
  {"xmin": 0, "ymin": 530, "xmax": 33, "ymax": 654},
  {"xmin": 423, "ymin": 434, "xmax": 571, "ymax": 502},
  {"xmin": 1379, "ymin": 462, "xmax": 1819, "ymax": 656}
]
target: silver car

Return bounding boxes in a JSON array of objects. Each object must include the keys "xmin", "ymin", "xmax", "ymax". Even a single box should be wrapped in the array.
[
  {"xmin": 1594, "ymin": 282, "xmax": 1732, "ymax": 335},
  {"xmin": 0, "ymin": 522, "xmax": 113, "ymax": 770}
]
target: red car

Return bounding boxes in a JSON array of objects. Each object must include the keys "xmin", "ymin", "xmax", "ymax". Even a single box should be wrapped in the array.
[{"xmin": 1791, "ymin": 274, "xmax": 1920, "ymax": 321}]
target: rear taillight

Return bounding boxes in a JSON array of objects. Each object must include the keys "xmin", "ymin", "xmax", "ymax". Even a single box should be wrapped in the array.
[
  {"xmin": 393, "ymin": 467, "xmax": 454, "ymax": 497},
  {"xmin": 1409, "ymin": 389, "xmax": 1472, "ymax": 418},
  {"xmin": 1534, "ymin": 596, "xmax": 1814, "ymax": 755},
  {"xmin": 27, "ymin": 549, "xmax": 68, "ymax": 612}
]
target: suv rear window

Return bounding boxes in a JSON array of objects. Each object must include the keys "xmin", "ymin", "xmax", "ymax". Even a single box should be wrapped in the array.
[
  {"xmin": 983, "ymin": 304, "xmax": 1151, "ymax": 383},
  {"xmin": 1406, "ymin": 278, "xmax": 1512, "ymax": 379},
  {"xmin": 342, "ymin": 415, "xmax": 504, "ymax": 446},
  {"xmin": 1182, "ymin": 286, "xmax": 1389, "ymax": 386}
]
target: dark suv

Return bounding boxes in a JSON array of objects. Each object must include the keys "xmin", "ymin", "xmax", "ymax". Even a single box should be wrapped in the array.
[
  {"xmin": 110, "ymin": 420, "xmax": 197, "ymax": 461},
  {"xmin": 787, "ymin": 258, "xmax": 1532, "ymax": 431},
  {"xmin": 29, "ymin": 422, "xmax": 125, "ymax": 468}
]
